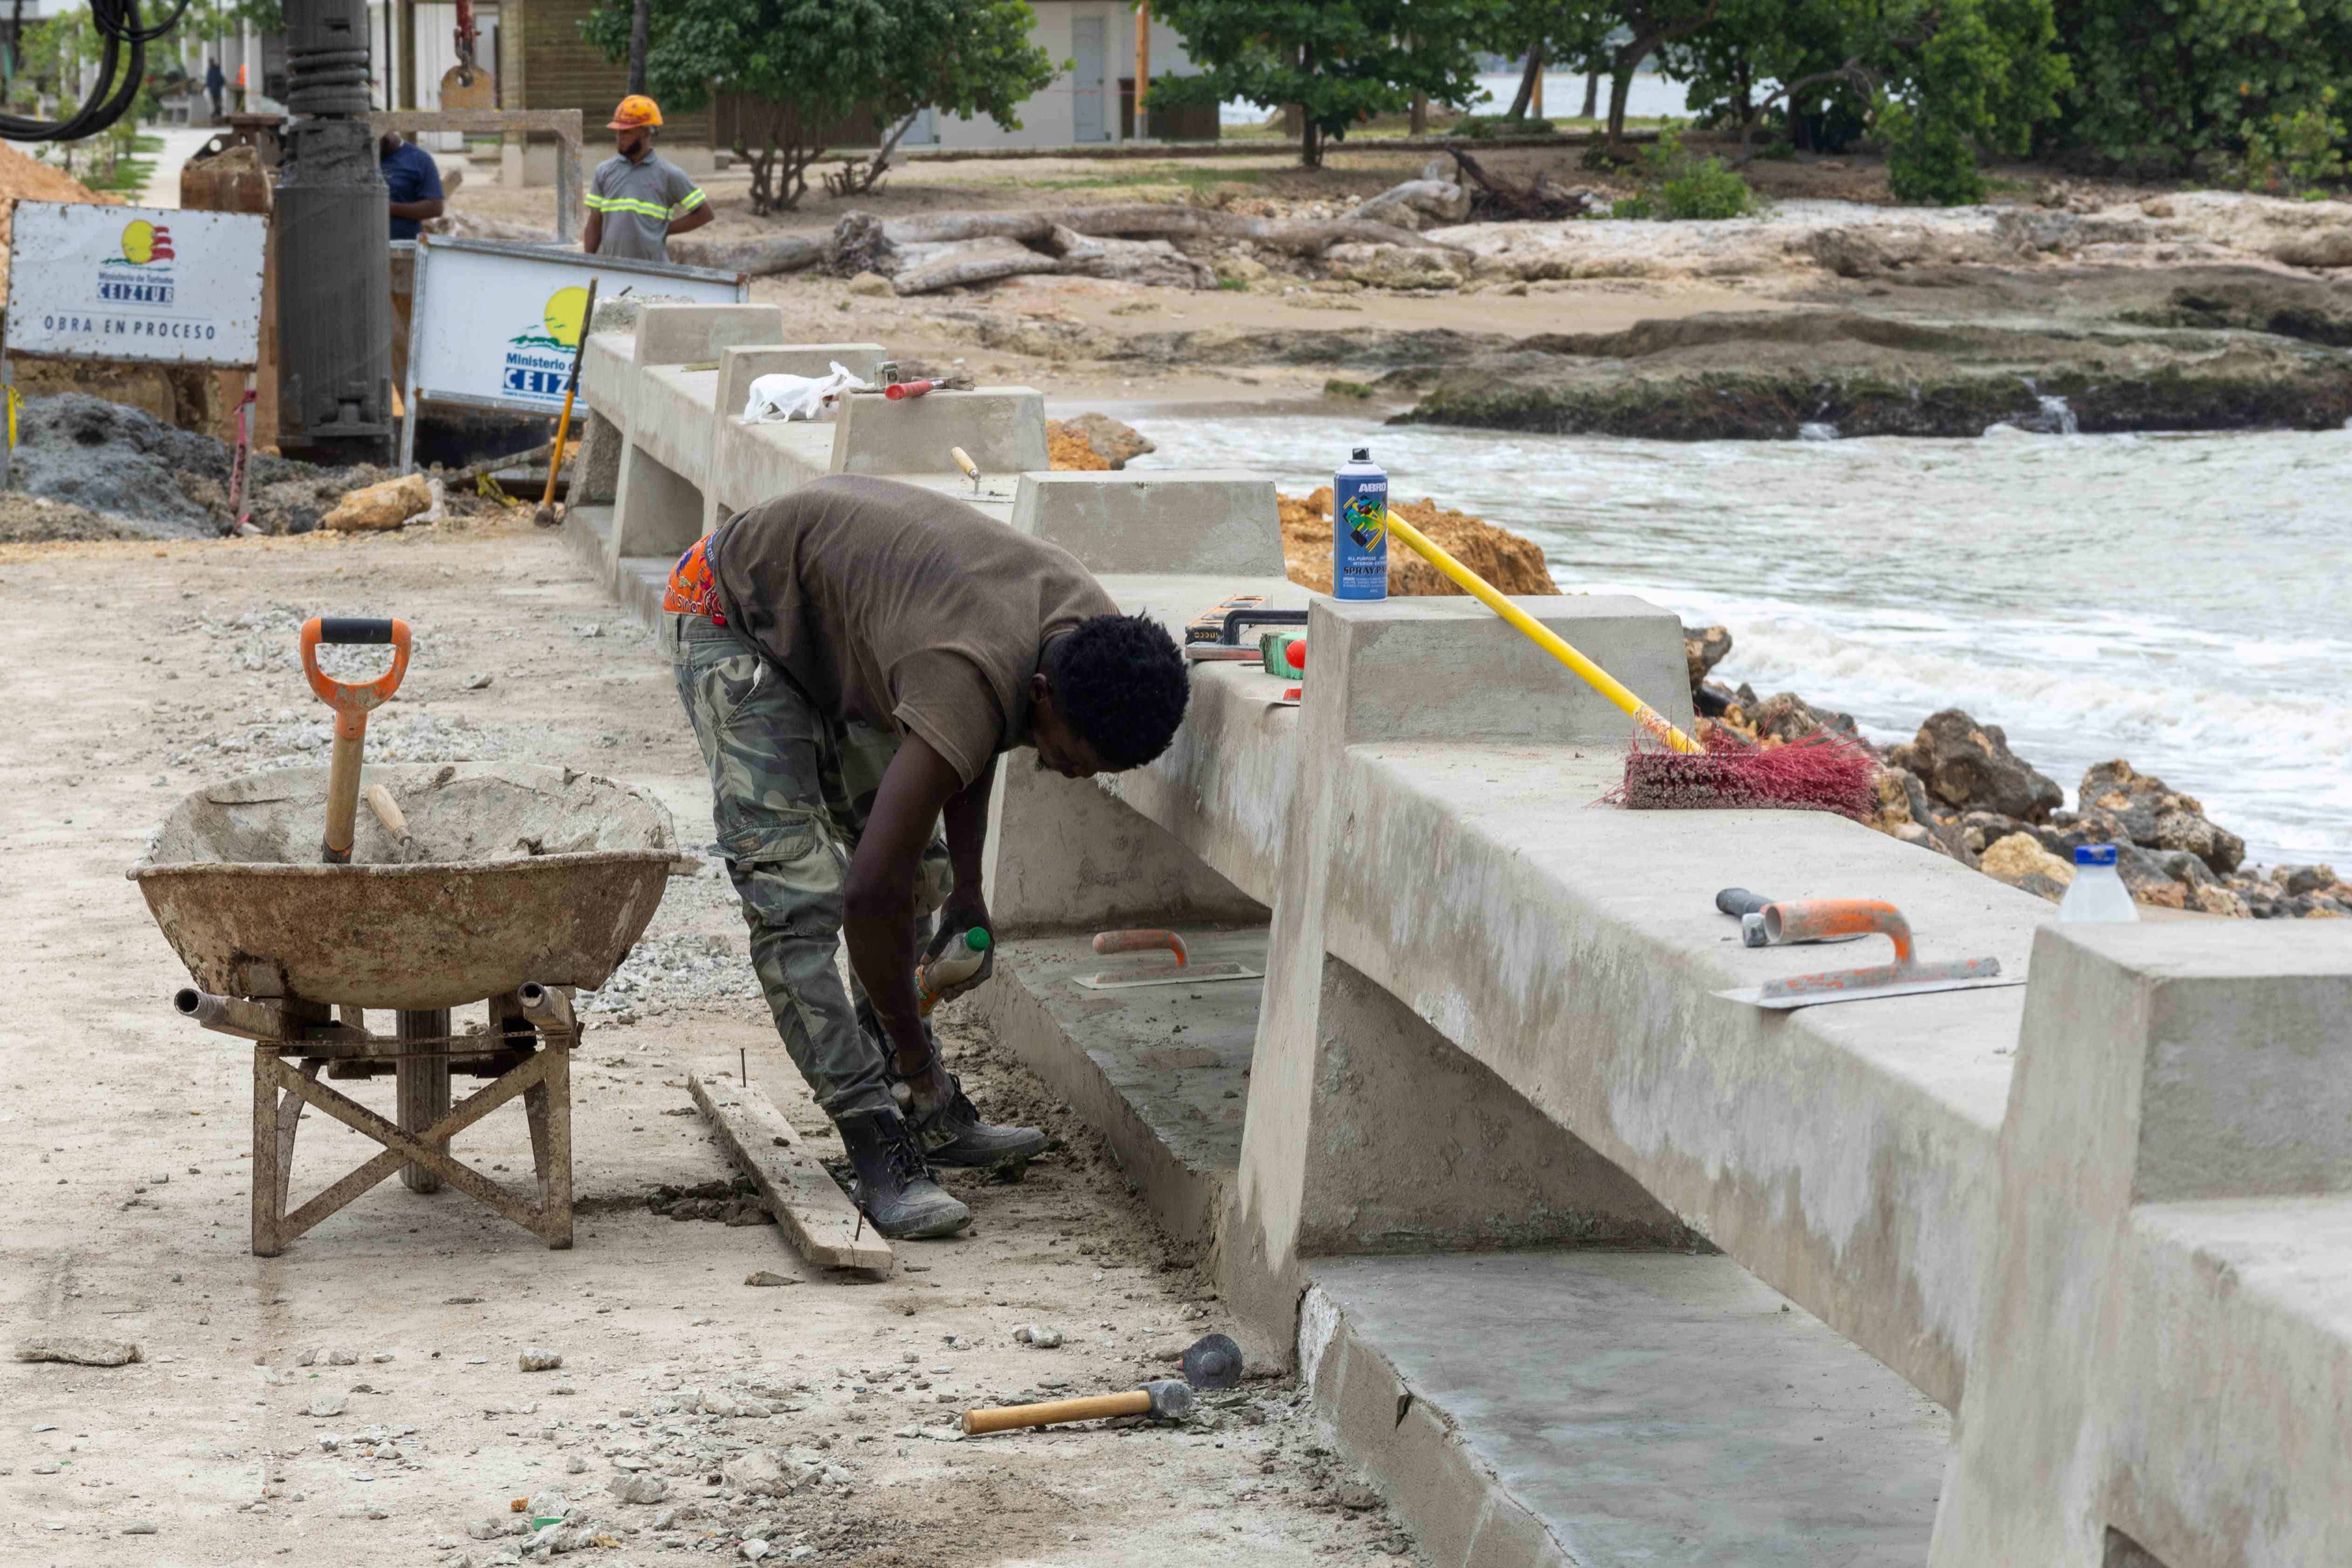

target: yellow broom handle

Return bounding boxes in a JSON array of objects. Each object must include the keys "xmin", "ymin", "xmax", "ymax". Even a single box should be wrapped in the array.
[{"xmin": 1383, "ymin": 510, "xmax": 1702, "ymax": 755}]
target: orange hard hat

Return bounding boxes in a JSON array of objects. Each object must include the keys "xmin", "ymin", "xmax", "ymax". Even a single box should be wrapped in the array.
[{"xmin": 609, "ymin": 94, "xmax": 662, "ymax": 130}]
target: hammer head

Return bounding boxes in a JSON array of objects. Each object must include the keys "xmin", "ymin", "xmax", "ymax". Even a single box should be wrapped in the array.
[
  {"xmin": 1181, "ymin": 1332, "xmax": 1244, "ymax": 1391},
  {"xmin": 1144, "ymin": 1379, "xmax": 1194, "ymax": 1422}
]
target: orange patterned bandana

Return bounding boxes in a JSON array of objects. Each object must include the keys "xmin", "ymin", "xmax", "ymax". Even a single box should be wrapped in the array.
[{"xmin": 662, "ymin": 535, "xmax": 724, "ymax": 622}]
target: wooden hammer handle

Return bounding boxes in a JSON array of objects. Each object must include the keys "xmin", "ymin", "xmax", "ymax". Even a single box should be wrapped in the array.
[{"xmin": 961, "ymin": 1388, "xmax": 1151, "ymax": 1435}]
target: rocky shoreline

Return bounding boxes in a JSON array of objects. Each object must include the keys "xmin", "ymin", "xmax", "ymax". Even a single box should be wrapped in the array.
[{"xmin": 1686, "ymin": 629, "xmax": 2344, "ymax": 920}]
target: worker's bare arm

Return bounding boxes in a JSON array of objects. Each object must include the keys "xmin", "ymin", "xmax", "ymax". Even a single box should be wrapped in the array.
[
  {"xmin": 931, "ymin": 761, "xmax": 995, "ymax": 999},
  {"xmin": 389, "ymin": 198, "xmax": 444, "ymax": 222},
  {"xmin": 580, "ymin": 211, "xmax": 603, "ymax": 254},
  {"xmin": 843, "ymin": 733, "xmax": 965, "ymax": 1076},
  {"xmin": 668, "ymin": 205, "xmax": 715, "ymax": 238}
]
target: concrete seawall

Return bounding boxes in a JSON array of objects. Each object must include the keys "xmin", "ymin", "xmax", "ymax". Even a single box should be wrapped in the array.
[{"xmin": 572, "ymin": 302, "xmax": 2352, "ymax": 1568}]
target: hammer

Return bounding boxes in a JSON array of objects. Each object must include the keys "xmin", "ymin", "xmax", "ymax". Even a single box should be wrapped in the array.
[
  {"xmin": 962, "ymin": 1377, "xmax": 1192, "ymax": 1436},
  {"xmin": 959, "ymin": 1332, "xmax": 1241, "ymax": 1436}
]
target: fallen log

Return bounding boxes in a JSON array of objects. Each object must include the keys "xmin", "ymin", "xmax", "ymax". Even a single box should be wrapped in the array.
[
  {"xmin": 868, "ymin": 204, "xmax": 1462, "ymax": 257},
  {"xmin": 890, "ymin": 235, "xmax": 1067, "ymax": 295},
  {"xmin": 667, "ymin": 232, "xmax": 828, "ymax": 277}
]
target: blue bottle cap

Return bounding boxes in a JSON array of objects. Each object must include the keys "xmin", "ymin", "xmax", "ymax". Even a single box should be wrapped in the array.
[{"xmin": 2074, "ymin": 844, "xmax": 2118, "ymax": 866}]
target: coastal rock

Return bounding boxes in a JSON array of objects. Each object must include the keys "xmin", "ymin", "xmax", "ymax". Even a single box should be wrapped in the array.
[
  {"xmin": 1751, "ymin": 691, "xmax": 1859, "ymax": 744},
  {"xmin": 1683, "ymin": 625, "xmax": 1731, "ymax": 689},
  {"xmin": 1889, "ymin": 710, "xmax": 2063, "ymax": 823},
  {"xmin": 1980, "ymin": 833, "xmax": 2074, "ymax": 901},
  {"xmin": 2282, "ymin": 864, "xmax": 2341, "ymax": 896},
  {"xmin": 2079, "ymin": 760, "xmax": 2245, "ymax": 874},
  {"xmin": 2270, "ymin": 229, "xmax": 2352, "ymax": 270},
  {"xmin": 1323, "ymin": 243, "xmax": 1467, "ymax": 292},
  {"xmin": 1278, "ymin": 488, "xmax": 1556, "ymax": 598}
]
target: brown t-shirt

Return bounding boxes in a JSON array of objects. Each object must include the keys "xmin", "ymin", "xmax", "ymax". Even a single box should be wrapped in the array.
[{"xmin": 708, "ymin": 475, "xmax": 1118, "ymax": 786}]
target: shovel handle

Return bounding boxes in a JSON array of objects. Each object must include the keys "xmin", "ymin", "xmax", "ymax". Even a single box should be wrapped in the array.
[
  {"xmin": 962, "ymin": 1388, "xmax": 1152, "ymax": 1435},
  {"xmin": 302, "ymin": 616, "xmax": 411, "ymax": 865}
]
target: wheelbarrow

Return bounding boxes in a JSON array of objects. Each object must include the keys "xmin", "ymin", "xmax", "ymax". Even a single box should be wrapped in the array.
[{"xmin": 128, "ymin": 617, "xmax": 676, "ymax": 1255}]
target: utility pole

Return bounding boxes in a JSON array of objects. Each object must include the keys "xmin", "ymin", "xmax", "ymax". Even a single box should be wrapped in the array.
[
  {"xmin": 1132, "ymin": 0, "xmax": 1147, "ymax": 140},
  {"xmin": 276, "ymin": 0, "xmax": 394, "ymax": 464},
  {"xmin": 626, "ymin": 0, "xmax": 648, "ymax": 94}
]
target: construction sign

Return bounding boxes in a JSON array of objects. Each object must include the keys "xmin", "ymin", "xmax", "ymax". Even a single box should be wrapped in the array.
[
  {"xmin": 399, "ymin": 235, "xmax": 745, "ymax": 468},
  {"xmin": 4, "ymin": 200, "xmax": 267, "ymax": 368}
]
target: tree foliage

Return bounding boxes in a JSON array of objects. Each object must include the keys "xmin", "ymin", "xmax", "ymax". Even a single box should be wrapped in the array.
[
  {"xmin": 2047, "ymin": 0, "xmax": 2352, "ymax": 171},
  {"xmin": 581, "ymin": 0, "xmax": 1054, "ymax": 212},
  {"xmin": 1152, "ymin": 0, "xmax": 1499, "ymax": 167}
]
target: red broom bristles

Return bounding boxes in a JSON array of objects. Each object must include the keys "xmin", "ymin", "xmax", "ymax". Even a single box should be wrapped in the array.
[{"xmin": 1613, "ymin": 725, "xmax": 1877, "ymax": 818}]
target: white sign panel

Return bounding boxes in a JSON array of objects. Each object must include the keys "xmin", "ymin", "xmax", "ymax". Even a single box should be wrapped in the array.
[
  {"xmin": 5, "ymin": 201, "xmax": 266, "ymax": 368},
  {"xmin": 403, "ymin": 236, "xmax": 744, "ymax": 424}
]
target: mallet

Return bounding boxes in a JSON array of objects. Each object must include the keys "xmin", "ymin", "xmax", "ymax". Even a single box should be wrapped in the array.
[{"xmin": 961, "ymin": 1377, "xmax": 1193, "ymax": 1436}]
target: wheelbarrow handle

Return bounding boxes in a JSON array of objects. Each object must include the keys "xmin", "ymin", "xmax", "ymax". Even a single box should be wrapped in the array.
[{"xmin": 300, "ymin": 615, "xmax": 412, "ymax": 866}]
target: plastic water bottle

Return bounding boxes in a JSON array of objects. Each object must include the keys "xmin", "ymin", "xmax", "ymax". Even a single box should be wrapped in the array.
[
  {"xmin": 917, "ymin": 927, "xmax": 992, "ymax": 1015},
  {"xmin": 2056, "ymin": 844, "xmax": 2139, "ymax": 923},
  {"xmin": 1332, "ymin": 447, "xmax": 1389, "ymax": 601}
]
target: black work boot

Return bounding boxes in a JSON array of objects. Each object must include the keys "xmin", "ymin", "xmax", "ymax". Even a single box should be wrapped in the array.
[
  {"xmin": 911, "ymin": 1071, "xmax": 1048, "ymax": 1169},
  {"xmin": 855, "ymin": 999, "xmax": 1046, "ymax": 1169},
  {"xmin": 834, "ymin": 1107, "xmax": 971, "ymax": 1240}
]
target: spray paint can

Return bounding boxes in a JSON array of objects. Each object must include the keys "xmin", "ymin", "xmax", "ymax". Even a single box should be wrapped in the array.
[{"xmin": 1332, "ymin": 447, "xmax": 1389, "ymax": 601}]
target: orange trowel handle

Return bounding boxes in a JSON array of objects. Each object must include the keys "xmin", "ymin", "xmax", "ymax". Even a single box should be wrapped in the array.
[
  {"xmin": 1761, "ymin": 900, "xmax": 1912, "ymax": 965},
  {"xmin": 301, "ymin": 617, "xmax": 412, "ymax": 864},
  {"xmin": 1090, "ymin": 929, "xmax": 1188, "ymax": 966}
]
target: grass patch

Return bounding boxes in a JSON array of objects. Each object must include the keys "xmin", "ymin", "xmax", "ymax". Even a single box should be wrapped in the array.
[{"xmin": 1323, "ymin": 378, "xmax": 1376, "ymax": 399}]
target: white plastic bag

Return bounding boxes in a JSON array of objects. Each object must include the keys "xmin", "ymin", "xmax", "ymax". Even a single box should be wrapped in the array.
[{"xmin": 741, "ymin": 361, "xmax": 871, "ymax": 423}]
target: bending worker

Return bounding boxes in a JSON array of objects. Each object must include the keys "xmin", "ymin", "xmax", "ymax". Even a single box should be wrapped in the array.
[
  {"xmin": 665, "ymin": 476, "xmax": 1191, "ymax": 1238},
  {"xmin": 582, "ymin": 95, "xmax": 711, "ymax": 264}
]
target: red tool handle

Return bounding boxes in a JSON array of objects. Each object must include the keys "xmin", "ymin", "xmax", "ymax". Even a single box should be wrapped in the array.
[
  {"xmin": 1091, "ymin": 929, "xmax": 1188, "ymax": 966},
  {"xmin": 884, "ymin": 380, "xmax": 937, "ymax": 400}
]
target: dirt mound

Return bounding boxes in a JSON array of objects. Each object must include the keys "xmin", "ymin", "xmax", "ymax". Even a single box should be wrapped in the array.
[
  {"xmin": 0, "ymin": 491, "xmax": 138, "ymax": 543},
  {"xmin": 1279, "ymin": 489, "xmax": 1558, "ymax": 597},
  {"xmin": 11, "ymin": 394, "xmax": 392, "ymax": 538}
]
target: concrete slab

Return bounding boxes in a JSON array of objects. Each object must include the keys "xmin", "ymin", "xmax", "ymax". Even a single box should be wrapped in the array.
[
  {"xmin": 972, "ymin": 926, "xmax": 1265, "ymax": 1250},
  {"xmin": 1304, "ymin": 1250, "xmax": 1952, "ymax": 1568}
]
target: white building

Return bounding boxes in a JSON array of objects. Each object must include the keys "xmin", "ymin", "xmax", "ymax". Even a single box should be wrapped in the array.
[{"xmin": 904, "ymin": 0, "xmax": 1210, "ymax": 150}]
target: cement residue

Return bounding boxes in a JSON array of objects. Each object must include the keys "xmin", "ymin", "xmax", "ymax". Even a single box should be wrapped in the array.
[
  {"xmin": 9, "ymin": 394, "xmax": 395, "ymax": 539},
  {"xmin": 146, "ymin": 761, "xmax": 673, "ymax": 869}
]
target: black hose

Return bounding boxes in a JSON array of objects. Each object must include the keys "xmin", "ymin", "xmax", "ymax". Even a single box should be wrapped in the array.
[{"xmin": 0, "ymin": 0, "xmax": 195, "ymax": 143}]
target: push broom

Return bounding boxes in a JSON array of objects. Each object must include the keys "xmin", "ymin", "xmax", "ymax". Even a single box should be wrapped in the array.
[{"xmin": 1379, "ymin": 510, "xmax": 1875, "ymax": 816}]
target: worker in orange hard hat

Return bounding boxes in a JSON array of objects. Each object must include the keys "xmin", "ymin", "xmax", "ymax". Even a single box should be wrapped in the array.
[{"xmin": 582, "ymin": 94, "xmax": 712, "ymax": 264}]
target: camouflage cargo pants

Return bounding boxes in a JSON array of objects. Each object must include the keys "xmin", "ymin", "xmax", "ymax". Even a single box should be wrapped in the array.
[{"xmin": 671, "ymin": 614, "xmax": 953, "ymax": 1120}]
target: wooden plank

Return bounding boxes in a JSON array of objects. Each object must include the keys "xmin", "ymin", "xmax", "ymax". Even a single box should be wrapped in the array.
[{"xmin": 688, "ymin": 1063, "xmax": 893, "ymax": 1275}]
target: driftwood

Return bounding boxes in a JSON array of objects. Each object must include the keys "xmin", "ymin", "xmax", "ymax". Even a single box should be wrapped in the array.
[
  {"xmin": 667, "ymin": 232, "xmax": 828, "ymax": 277},
  {"xmin": 865, "ymin": 205, "xmax": 1462, "ymax": 257},
  {"xmin": 890, "ymin": 235, "xmax": 1066, "ymax": 295},
  {"xmin": 1444, "ymin": 149, "xmax": 1597, "ymax": 223}
]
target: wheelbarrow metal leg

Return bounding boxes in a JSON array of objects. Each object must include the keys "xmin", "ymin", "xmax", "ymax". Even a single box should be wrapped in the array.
[
  {"xmin": 524, "ymin": 1034, "xmax": 574, "ymax": 1249},
  {"xmin": 252, "ymin": 1046, "xmax": 282, "ymax": 1257},
  {"xmin": 396, "ymin": 1008, "xmax": 451, "ymax": 1193}
]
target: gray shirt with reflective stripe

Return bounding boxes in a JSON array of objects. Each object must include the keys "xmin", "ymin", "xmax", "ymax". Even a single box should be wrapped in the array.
[{"xmin": 587, "ymin": 152, "xmax": 705, "ymax": 263}]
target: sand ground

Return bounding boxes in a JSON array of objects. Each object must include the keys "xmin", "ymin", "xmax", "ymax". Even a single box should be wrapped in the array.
[{"xmin": 0, "ymin": 519, "xmax": 1414, "ymax": 1567}]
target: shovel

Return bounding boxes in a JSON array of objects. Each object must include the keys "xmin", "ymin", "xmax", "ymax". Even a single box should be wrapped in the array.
[
  {"xmin": 534, "ymin": 277, "xmax": 598, "ymax": 528},
  {"xmin": 1715, "ymin": 899, "xmax": 2018, "ymax": 1011},
  {"xmin": 301, "ymin": 617, "xmax": 413, "ymax": 865}
]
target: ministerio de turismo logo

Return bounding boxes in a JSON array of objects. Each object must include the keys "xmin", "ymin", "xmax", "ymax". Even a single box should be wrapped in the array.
[{"xmin": 98, "ymin": 218, "xmax": 176, "ymax": 304}]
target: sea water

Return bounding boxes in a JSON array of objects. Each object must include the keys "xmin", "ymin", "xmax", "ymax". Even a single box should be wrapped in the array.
[{"xmin": 1130, "ymin": 417, "xmax": 2352, "ymax": 866}]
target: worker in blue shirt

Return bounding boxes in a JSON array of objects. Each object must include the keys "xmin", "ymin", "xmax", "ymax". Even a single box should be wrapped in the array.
[{"xmin": 380, "ymin": 132, "xmax": 445, "ymax": 241}]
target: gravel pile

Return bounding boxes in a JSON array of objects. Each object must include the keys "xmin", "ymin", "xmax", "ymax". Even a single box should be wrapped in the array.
[{"xmin": 9, "ymin": 394, "xmax": 391, "ymax": 539}]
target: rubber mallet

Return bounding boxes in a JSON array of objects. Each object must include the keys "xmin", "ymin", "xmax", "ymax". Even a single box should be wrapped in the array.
[{"xmin": 961, "ymin": 1377, "xmax": 1193, "ymax": 1436}]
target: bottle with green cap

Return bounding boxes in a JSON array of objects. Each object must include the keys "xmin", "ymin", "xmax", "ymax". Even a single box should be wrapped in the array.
[{"xmin": 917, "ymin": 927, "xmax": 992, "ymax": 1015}]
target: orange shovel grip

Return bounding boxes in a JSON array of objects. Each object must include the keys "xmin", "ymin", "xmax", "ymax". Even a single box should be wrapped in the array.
[{"xmin": 301, "ymin": 617, "xmax": 412, "ymax": 738}]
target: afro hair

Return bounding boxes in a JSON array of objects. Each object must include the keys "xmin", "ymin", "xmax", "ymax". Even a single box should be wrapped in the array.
[{"xmin": 1046, "ymin": 613, "xmax": 1189, "ymax": 770}]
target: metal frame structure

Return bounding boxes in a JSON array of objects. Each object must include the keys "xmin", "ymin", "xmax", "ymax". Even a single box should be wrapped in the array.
[{"xmin": 368, "ymin": 108, "xmax": 587, "ymax": 243}]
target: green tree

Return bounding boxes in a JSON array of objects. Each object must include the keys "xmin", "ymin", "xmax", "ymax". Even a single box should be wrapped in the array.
[
  {"xmin": 1152, "ymin": 0, "xmax": 1500, "ymax": 168},
  {"xmin": 581, "ymin": 0, "xmax": 1055, "ymax": 213},
  {"xmin": 2047, "ymin": 0, "xmax": 2352, "ymax": 171}
]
